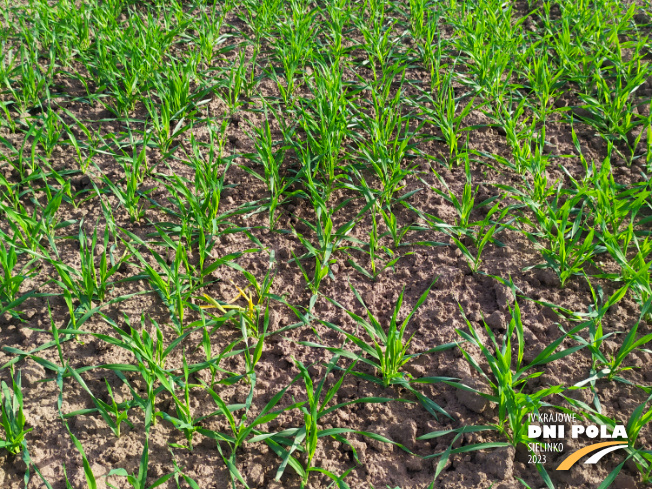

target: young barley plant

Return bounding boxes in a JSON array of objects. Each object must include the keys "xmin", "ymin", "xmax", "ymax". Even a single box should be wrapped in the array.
[
  {"xmin": 450, "ymin": 296, "xmax": 585, "ymax": 447},
  {"xmin": 290, "ymin": 179, "xmax": 375, "ymax": 294},
  {"xmin": 307, "ymin": 280, "xmax": 457, "ymax": 419},
  {"xmin": 199, "ymin": 372, "xmax": 303, "ymax": 488},
  {"xmin": 297, "ymin": 60, "xmax": 351, "ymax": 197},
  {"xmin": 573, "ymin": 296, "xmax": 652, "ymax": 386},
  {"xmin": 521, "ymin": 192, "xmax": 602, "ymax": 287},
  {"xmin": 412, "ymin": 74, "xmax": 482, "ymax": 164},
  {"xmin": 0, "ymin": 368, "xmax": 31, "ymax": 456},
  {"xmin": 242, "ymin": 107, "xmax": 300, "ymax": 229},
  {"xmin": 0, "ymin": 234, "xmax": 39, "ymax": 319},
  {"xmin": 259, "ymin": 354, "xmax": 410, "ymax": 488}
]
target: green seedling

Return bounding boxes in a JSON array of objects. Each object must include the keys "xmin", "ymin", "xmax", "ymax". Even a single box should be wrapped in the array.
[
  {"xmin": 11, "ymin": 46, "xmax": 48, "ymax": 112},
  {"xmin": 33, "ymin": 222, "xmax": 124, "ymax": 312},
  {"xmin": 34, "ymin": 106, "xmax": 64, "ymax": 157},
  {"xmin": 451, "ymin": 296, "xmax": 584, "ymax": 447},
  {"xmin": 407, "ymin": 0, "xmax": 427, "ymax": 42},
  {"xmin": 1, "ymin": 181, "xmax": 71, "ymax": 253},
  {"xmin": 121, "ymin": 228, "xmax": 195, "ymax": 333},
  {"xmin": 413, "ymin": 75, "xmax": 481, "ymax": 163},
  {"xmin": 0, "ymin": 305, "xmax": 98, "ymax": 488},
  {"xmin": 269, "ymin": 0, "xmax": 317, "ymax": 104},
  {"xmin": 61, "ymin": 126, "xmax": 97, "ymax": 176},
  {"xmin": 61, "ymin": 1, "xmax": 92, "ymax": 52},
  {"xmin": 100, "ymin": 157, "xmax": 150, "ymax": 224},
  {"xmin": 107, "ymin": 434, "xmax": 173, "ymax": 489},
  {"xmin": 195, "ymin": 6, "xmax": 229, "ymax": 65},
  {"xmin": 88, "ymin": 313, "xmax": 201, "ymax": 427},
  {"xmin": 0, "ymin": 45, "xmax": 16, "ymax": 92},
  {"xmin": 157, "ymin": 54, "xmax": 205, "ymax": 113},
  {"xmin": 76, "ymin": 221, "xmax": 124, "ymax": 306},
  {"xmin": 260, "ymin": 355, "xmax": 408, "ymax": 487},
  {"xmin": 243, "ymin": 109, "xmax": 296, "ymax": 229},
  {"xmin": 201, "ymin": 252, "xmax": 277, "ymax": 344},
  {"xmin": 450, "ymin": 1, "xmax": 517, "ymax": 99},
  {"xmin": 67, "ymin": 371, "xmax": 133, "ymax": 439},
  {"xmin": 65, "ymin": 421, "xmax": 98, "ymax": 489},
  {"xmin": 240, "ymin": 0, "xmax": 277, "ymax": 50},
  {"xmin": 574, "ymin": 298, "xmax": 652, "ymax": 385},
  {"xmin": 0, "ymin": 125, "xmax": 40, "ymax": 180},
  {"xmin": 450, "ymin": 202, "xmax": 510, "ymax": 272},
  {"xmin": 123, "ymin": 226, "xmax": 256, "ymax": 333},
  {"xmin": 144, "ymin": 98, "xmax": 173, "ymax": 155},
  {"xmin": 157, "ymin": 131, "xmax": 246, "ymax": 279},
  {"xmin": 290, "ymin": 179, "xmax": 375, "ymax": 294},
  {"xmin": 343, "ymin": 192, "xmax": 405, "ymax": 281},
  {"xmin": 274, "ymin": 357, "xmax": 357, "ymax": 488},
  {"xmin": 0, "ymin": 234, "xmax": 39, "ymax": 318},
  {"xmin": 231, "ymin": 250, "xmax": 278, "ymax": 327},
  {"xmin": 158, "ymin": 350, "xmax": 205, "ymax": 450},
  {"xmin": 218, "ymin": 48, "xmax": 258, "ymax": 114},
  {"xmin": 574, "ymin": 54, "xmax": 651, "ymax": 157},
  {"xmin": 436, "ymin": 161, "xmax": 476, "ymax": 234},
  {"xmin": 521, "ymin": 193, "xmax": 602, "ymax": 287},
  {"xmin": 199, "ymin": 373, "xmax": 303, "ymax": 488},
  {"xmin": 558, "ymin": 278, "xmax": 628, "ymax": 398},
  {"xmin": 320, "ymin": 0, "xmax": 353, "ymax": 64},
  {"xmin": 353, "ymin": 62, "xmax": 415, "ymax": 205},
  {"xmin": 355, "ymin": 0, "xmax": 398, "ymax": 71},
  {"xmin": 169, "ymin": 450, "xmax": 201, "ymax": 489},
  {"xmin": 418, "ymin": 425, "xmax": 512, "ymax": 484},
  {"xmin": 521, "ymin": 48, "xmax": 565, "ymax": 122},
  {"xmin": 297, "ymin": 60, "xmax": 353, "ymax": 196},
  {"xmin": 428, "ymin": 153, "xmax": 502, "ymax": 242},
  {"xmin": 485, "ymin": 97, "xmax": 535, "ymax": 175},
  {"xmin": 0, "ymin": 368, "xmax": 31, "ymax": 456},
  {"xmin": 307, "ymin": 280, "xmax": 456, "ymax": 419},
  {"xmin": 600, "ymin": 229, "xmax": 652, "ymax": 314},
  {"xmin": 580, "ymin": 157, "xmax": 650, "ymax": 242},
  {"xmin": 105, "ymin": 395, "xmax": 171, "ymax": 489},
  {"xmin": 183, "ymin": 124, "xmax": 231, "ymax": 222}
]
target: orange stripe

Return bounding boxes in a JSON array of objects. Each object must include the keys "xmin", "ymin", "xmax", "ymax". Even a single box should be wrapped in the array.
[{"xmin": 556, "ymin": 441, "xmax": 627, "ymax": 470}]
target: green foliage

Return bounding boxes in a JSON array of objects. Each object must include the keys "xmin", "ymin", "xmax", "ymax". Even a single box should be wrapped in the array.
[
  {"xmin": 452, "ymin": 295, "xmax": 583, "ymax": 447},
  {"xmin": 0, "ymin": 1, "xmax": 651, "ymax": 489},
  {"xmin": 0, "ymin": 368, "xmax": 31, "ymax": 456}
]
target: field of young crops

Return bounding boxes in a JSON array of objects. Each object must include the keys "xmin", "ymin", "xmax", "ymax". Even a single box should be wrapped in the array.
[{"xmin": 1, "ymin": 0, "xmax": 652, "ymax": 487}]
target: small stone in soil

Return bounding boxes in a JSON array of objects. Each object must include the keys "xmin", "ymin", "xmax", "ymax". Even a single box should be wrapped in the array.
[
  {"xmin": 484, "ymin": 445, "xmax": 515, "ymax": 479},
  {"xmin": 388, "ymin": 419, "xmax": 417, "ymax": 448},
  {"xmin": 553, "ymin": 98, "xmax": 568, "ymax": 108},
  {"xmin": 227, "ymin": 135, "xmax": 240, "ymax": 148},
  {"xmin": 246, "ymin": 463, "xmax": 265, "ymax": 487},
  {"xmin": 406, "ymin": 456, "xmax": 426, "ymax": 472},
  {"xmin": 456, "ymin": 388, "xmax": 488, "ymax": 414},
  {"xmin": 484, "ymin": 310, "xmax": 506, "ymax": 330},
  {"xmin": 494, "ymin": 283, "xmax": 515, "ymax": 310},
  {"xmin": 72, "ymin": 175, "xmax": 92, "ymax": 190},
  {"xmin": 535, "ymin": 268, "xmax": 560, "ymax": 287},
  {"xmin": 613, "ymin": 472, "xmax": 639, "ymax": 489}
]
